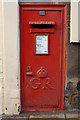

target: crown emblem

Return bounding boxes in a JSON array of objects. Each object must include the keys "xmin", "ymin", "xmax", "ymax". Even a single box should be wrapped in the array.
[{"xmin": 37, "ymin": 67, "xmax": 47, "ymax": 78}]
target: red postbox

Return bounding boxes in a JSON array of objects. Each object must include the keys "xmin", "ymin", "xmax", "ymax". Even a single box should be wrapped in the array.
[{"xmin": 19, "ymin": 4, "xmax": 66, "ymax": 112}]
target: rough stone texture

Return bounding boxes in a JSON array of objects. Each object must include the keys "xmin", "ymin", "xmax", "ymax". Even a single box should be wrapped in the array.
[
  {"xmin": 29, "ymin": 114, "xmax": 65, "ymax": 120},
  {"xmin": 64, "ymin": 3, "xmax": 80, "ymax": 110},
  {"xmin": 67, "ymin": 118, "xmax": 80, "ymax": 120},
  {"xmin": 1, "ymin": 112, "xmax": 80, "ymax": 120},
  {"xmin": 29, "ymin": 118, "xmax": 64, "ymax": 120},
  {"xmin": 1, "ymin": 118, "xmax": 28, "ymax": 120},
  {"xmin": 66, "ymin": 113, "xmax": 80, "ymax": 119}
]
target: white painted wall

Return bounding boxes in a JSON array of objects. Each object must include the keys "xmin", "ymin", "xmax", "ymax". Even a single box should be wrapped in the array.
[
  {"xmin": 4, "ymin": 1, "xmax": 19, "ymax": 114},
  {"xmin": 0, "ymin": 0, "xmax": 19, "ymax": 114},
  {"xmin": 0, "ymin": 1, "xmax": 3, "ymax": 114},
  {"xmin": 78, "ymin": 1, "xmax": 80, "ymax": 41},
  {"xmin": 70, "ymin": 1, "xmax": 80, "ymax": 42}
]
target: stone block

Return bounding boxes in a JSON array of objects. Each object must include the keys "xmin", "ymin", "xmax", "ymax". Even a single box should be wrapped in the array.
[{"xmin": 29, "ymin": 114, "xmax": 65, "ymax": 120}]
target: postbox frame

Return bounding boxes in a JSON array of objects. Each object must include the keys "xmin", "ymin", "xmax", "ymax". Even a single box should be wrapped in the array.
[{"xmin": 19, "ymin": 4, "xmax": 66, "ymax": 112}]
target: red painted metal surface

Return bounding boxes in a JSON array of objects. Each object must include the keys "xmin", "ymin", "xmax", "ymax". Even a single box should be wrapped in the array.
[{"xmin": 19, "ymin": 4, "xmax": 66, "ymax": 112}]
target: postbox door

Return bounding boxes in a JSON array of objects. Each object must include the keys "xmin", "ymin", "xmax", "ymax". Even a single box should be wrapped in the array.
[{"xmin": 20, "ymin": 5, "xmax": 66, "ymax": 112}]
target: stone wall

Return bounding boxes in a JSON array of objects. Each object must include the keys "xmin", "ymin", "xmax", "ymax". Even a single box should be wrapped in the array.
[{"xmin": 65, "ymin": 3, "xmax": 80, "ymax": 110}]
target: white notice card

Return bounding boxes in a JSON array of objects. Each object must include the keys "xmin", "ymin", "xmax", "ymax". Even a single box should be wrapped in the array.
[{"xmin": 36, "ymin": 35, "xmax": 48, "ymax": 54}]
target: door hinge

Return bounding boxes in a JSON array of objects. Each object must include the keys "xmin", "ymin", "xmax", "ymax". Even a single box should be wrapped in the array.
[{"xmin": 23, "ymin": 72, "xmax": 24, "ymax": 84}]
